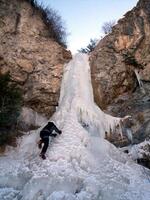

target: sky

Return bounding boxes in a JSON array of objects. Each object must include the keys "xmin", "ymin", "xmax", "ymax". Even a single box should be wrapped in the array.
[{"xmin": 37, "ymin": 0, "xmax": 139, "ymax": 54}]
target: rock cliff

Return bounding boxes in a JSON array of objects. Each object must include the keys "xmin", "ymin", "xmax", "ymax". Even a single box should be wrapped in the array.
[
  {"xmin": 0, "ymin": 0, "xmax": 72, "ymax": 117},
  {"xmin": 90, "ymin": 0, "xmax": 150, "ymax": 148},
  {"xmin": 90, "ymin": 0, "xmax": 150, "ymax": 109}
]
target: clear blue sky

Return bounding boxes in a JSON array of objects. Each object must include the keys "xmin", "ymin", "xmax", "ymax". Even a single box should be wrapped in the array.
[{"xmin": 37, "ymin": 0, "xmax": 138, "ymax": 53}]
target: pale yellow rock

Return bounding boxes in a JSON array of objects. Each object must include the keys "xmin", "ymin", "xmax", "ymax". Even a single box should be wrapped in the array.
[
  {"xmin": 17, "ymin": 59, "xmax": 33, "ymax": 73},
  {"xmin": 115, "ymin": 35, "xmax": 134, "ymax": 50},
  {"xmin": 141, "ymin": 64, "xmax": 150, "ymax": 81}
]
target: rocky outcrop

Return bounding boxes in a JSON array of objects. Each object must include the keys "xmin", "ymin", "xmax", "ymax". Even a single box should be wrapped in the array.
[
  {"xmin": 106, "ymin": 82, "xmax": 150, "ymax": 147},
  {"xmin": 90, "ymin": 0, "xmax": 150, "ymax": 109},
  {"xmin": 129, "ymin": 140, "xmax": 150, "ymax": 169},
  {"xmin": 0, "ymin": 0, "xmax": 72, "ymax": 117}
]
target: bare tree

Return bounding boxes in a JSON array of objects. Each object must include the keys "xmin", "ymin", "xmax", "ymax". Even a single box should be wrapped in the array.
[{"xmin": 101, "ymin": 20, "xmax": 116, "ymax": 35}]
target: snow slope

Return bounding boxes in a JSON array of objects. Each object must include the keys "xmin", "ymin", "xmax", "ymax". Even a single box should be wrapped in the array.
[{"xmin": 0, "ymin": 53, "xmax": 150, "ymax": 200}]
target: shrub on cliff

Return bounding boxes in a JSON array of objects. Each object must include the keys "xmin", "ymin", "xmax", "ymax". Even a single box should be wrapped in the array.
[
  {"xmin": 25, "ymin": 0, "xmax": 67, "ymax": 48},
  {"xmin": 0, "ymin": 72, "xmax": 22, "ymax": 128}
]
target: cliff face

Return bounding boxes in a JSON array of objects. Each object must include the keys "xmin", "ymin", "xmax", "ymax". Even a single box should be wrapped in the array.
[
  {"xmin": 90, "ymin": 0, "xmax": 150, "ymax": 147},
  {"xmin": 0, "ymin": 0, "xmax": 71, "ymax": 117},
  {"xmin": 90, "ymin": 0, "xmax": 150, "ymax": 109}
]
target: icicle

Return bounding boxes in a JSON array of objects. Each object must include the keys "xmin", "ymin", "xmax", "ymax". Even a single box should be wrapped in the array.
[
  {"xmin": 134, "ymin": 69, "xmax": 143, "ymax": 88},
  {"xmin": 126, "ymin": 128, "xmax": 133, "ymax": 143}
]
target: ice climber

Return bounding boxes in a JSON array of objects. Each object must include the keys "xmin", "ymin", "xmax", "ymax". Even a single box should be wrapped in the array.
[{"xmin": 38, "ymin": 121, "xmax": 62, "ymax": 159}]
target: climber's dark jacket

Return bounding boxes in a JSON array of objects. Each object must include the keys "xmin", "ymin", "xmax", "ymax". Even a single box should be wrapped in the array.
[
  {"xmin": 40, "ymin": 122, "xmax": 61, "ymax": 139},
  {"xmin": 40, "ymin": 122, "xmax": 62, "ymax": 155}
]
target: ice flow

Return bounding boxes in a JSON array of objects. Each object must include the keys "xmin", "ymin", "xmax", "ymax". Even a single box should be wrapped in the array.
[{"xmin": 0, "ymin": 53, "xmax": 150, "ymax": 200}]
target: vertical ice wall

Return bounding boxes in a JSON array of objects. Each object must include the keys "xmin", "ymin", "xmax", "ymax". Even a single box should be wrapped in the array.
[{"xmin": 53, "ymin": 53, "xmax": 122, "ymax": 139}]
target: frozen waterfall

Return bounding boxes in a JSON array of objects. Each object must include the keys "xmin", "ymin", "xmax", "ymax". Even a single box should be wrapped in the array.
[{"xmin": 0, "ymin": 53, "xmax": 150, "ymax": 200}]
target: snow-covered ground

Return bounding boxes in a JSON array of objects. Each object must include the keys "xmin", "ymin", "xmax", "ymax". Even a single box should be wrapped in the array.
[{"xmin": 0, "ymin": 54, "xmax": 150, "ymax": 200}]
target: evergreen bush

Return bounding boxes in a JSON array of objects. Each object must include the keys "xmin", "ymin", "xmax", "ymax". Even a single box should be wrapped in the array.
[
  {"xmin": 78, "ymin": 38, "xmax": 98, "ymax": 53},
  {"xmin": 0, "ymin": 73, "xmax": 22, "ymax": 145}
]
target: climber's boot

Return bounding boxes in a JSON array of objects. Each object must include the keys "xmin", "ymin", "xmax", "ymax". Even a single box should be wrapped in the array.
[{"xmin": 39, "ymin": 153, "xmax": 46, "ymax": 160}]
